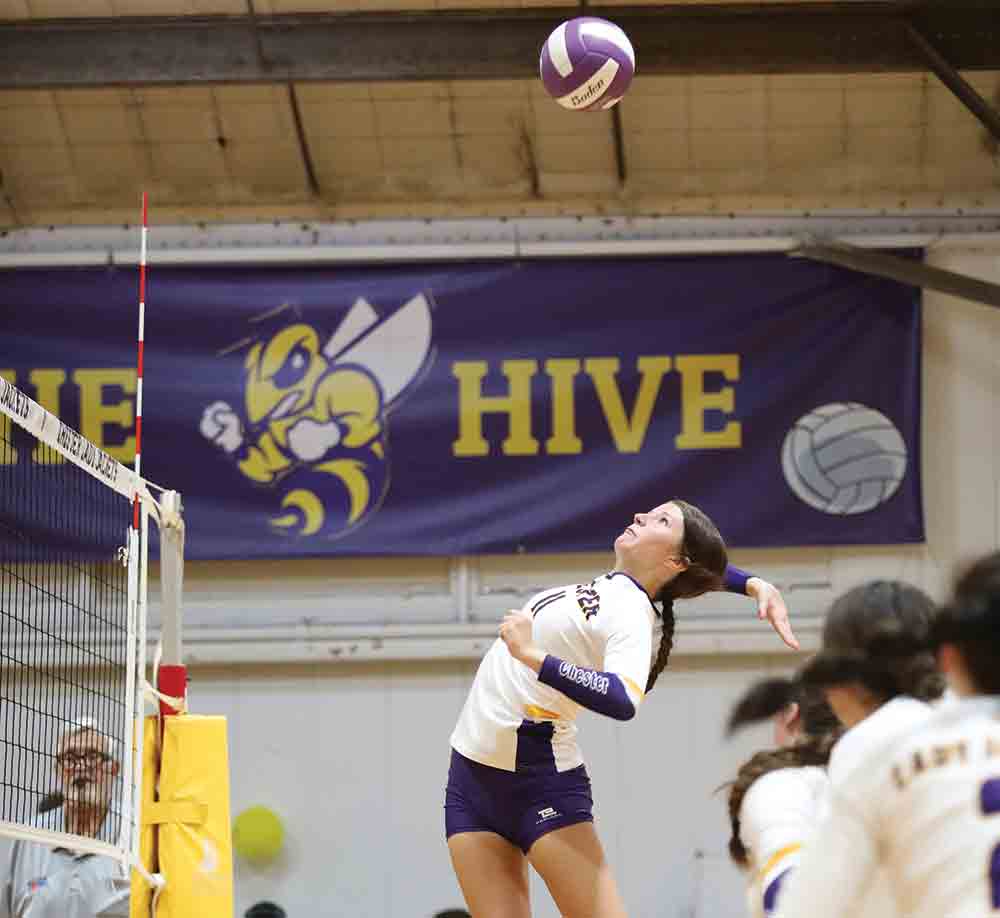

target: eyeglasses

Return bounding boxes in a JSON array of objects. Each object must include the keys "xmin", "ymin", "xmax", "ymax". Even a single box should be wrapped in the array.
[{"xmin": 57, "ymin": 750, "xmax": 113, "ymax": 769}]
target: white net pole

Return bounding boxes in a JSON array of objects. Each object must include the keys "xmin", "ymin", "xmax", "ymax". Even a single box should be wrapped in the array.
[
  {"xmin": 130, "ymin": 496, "xmax": 151, "ymax": 869},
  {"xmin": 119, "ymin": 520, "xmax": 141, "ymax": 859},
  {"xmin": 158, "ymin": 492, "xmax": 184, "ymax": 672}
]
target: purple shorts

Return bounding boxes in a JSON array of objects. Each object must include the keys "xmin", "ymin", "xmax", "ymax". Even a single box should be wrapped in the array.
[{"xmin": 444, "ymin": 723, "xmax": 594, "ymax": 853}]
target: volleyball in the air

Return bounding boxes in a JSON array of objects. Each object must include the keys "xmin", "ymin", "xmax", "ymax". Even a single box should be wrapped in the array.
[
  {"xmin": 539, "ymin": 17, "xmax": 635, "ymax": 111},
  {"xmin": 781, "ymin": 403, "xmax": 908, "ymax": 516}
]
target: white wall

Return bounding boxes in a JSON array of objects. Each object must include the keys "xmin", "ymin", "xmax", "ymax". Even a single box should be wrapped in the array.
[
  {"xmin": 3, "ymin": 244, "xmax": 999, "ymax": 917},
  {"xmin": 922, "ymin": 244, "xmax": 1000, "ymax": 590},
  {"xmin": 191, "ymin": 655, "xmax": 786, "ymax": 918}
]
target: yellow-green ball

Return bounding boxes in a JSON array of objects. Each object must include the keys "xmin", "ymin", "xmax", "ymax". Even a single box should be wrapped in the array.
[{"xmin": 233, "ymin": 806, "xmax": 284, "ymax": 863}]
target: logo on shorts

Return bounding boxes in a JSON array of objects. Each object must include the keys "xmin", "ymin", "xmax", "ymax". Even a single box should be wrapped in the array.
[{"xmin": 536, "ymin": 806, "xmax": 560, "ymax": 824}]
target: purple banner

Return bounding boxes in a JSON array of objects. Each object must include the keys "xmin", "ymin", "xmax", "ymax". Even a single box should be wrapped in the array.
[{"xmin": 0, "ymin": 254, "xmax": 922, "ymax": 558}]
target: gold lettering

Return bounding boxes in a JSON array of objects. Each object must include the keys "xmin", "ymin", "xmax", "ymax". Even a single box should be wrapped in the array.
[
  {"xmin": 585, "ymin": 356, "xmax": 671, "ymax": 453},
  {"xmin": 674, "ymin": 354, "xmax": 742, "ymax": 449},
  {"xmin": 28, "ymin": 369, "xmax": 67, "ymax": 464},
  {"xmin": 452, "ymin": 360, "xmax": 539, "ymax": 457},
  {"xmin": 894, "ymin": 740, "xmax": 974, "ymax": 792},
  {"xmin": 544, "ymin": 359, "xmax": 583, "ymax": 455},
  {"xmin": 71, "ymin": 369, "xmax": 136, "ymax": 462}
]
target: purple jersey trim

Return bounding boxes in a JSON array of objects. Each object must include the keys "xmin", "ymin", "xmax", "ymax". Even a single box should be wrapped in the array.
[
  {"xmin": 762, "ymin": 866, "xmax": 792, "ymax": 915},
  {"xmin": 724, "ymin": 564, "xmax": 752, "ymax": 595},
  {"xmin": 538, "ymin": 655, "xmax": 636, "ymax": 721}
]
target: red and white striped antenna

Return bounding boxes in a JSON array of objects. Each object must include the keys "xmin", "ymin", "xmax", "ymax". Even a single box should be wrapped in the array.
[{"xmin": 134, "ymin": 192, "xmax": 147, "ymax": 530}]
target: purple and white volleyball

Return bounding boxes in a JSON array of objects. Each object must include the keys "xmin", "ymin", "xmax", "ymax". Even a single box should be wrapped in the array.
[{"xmin": 539, "ymin": 17, "xmax": 635, "ymax": 111}]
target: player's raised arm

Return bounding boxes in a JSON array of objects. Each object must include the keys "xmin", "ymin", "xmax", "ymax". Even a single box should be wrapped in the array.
[{"xmin": 723, "ymin": 565, "xmax": 800, "ymax": 650}]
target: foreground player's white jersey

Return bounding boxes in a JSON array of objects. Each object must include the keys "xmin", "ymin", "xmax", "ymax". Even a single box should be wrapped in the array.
[
  {"xmin": 826, "ymin": 695, "xmax": 934, "ymax": 787},
  {"xmin": 450, "ymin": 572, "xmax": 657, "ymax": 771},
  {"xmin": 776, "ymin": 696, "xmax": 1000, "ymax": 918},
  {"xmin": 739, "ymin": 766, "xmax": 829, "ymax": 918}
]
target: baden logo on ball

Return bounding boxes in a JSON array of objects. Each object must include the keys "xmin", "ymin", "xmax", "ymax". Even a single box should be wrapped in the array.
[{"xmin": 539, "ymin": 17, "xmax": 636, "ymax": 111}]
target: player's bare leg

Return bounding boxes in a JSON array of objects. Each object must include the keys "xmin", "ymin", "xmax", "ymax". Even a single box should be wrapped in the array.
[
  {"xmin": 528, "ymin": 821, "xmax": 628, "ymax": 918},
  {"xmin": 448, "ymin": 831, "xmax": 532, "ymax": 918}
]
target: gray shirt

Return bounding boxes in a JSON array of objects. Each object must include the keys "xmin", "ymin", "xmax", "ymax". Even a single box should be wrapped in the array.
[{"xmin": 1, "ymin": 813, "xmax": 127, "ymax": 918}]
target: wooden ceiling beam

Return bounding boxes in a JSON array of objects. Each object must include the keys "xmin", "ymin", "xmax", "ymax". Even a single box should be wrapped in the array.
[{"xmin": 0, "ymin": 3, "xmax": 998, "ymax": 89}]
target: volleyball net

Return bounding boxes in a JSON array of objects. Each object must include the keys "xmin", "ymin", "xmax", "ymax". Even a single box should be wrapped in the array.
[{"xmin": 0, "ymin": 373, "xmax": 155, "ymax": 865}]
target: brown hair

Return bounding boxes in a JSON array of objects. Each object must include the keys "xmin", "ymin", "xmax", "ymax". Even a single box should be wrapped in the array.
[
  {"xmin": 932, "ymin": 551, "xmax": 1000, "ymax": 694},
  {"xmin": 800, "ymin": 580, "xmax": 945, "ymax": 703},
  {"xmin": 645, "ymin": 499, "xmax": 728, "ymax": 692},
  {"xmin": 726, "ymin": 581, "xmax": 945, "ymax": 868},
  {"xmin": 726, "ymin": 732, "xmax": 839, "ymax": 867},
  {"xmin": 724, "ymin": 677, "xmax": 841, "ymax": 867}
]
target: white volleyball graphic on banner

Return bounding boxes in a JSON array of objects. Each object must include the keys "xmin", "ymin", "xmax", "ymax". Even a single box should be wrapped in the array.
[{"xmin": 781, "ymin": 403, "xmax": 908, "ymax": 515}]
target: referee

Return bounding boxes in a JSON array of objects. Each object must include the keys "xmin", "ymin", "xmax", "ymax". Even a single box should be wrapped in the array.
[{"xmin": 2, "ymin": 718, "xmax": 128, "ymax": 918}]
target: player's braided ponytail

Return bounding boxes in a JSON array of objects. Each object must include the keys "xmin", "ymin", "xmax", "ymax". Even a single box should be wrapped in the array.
[
  {"xmin": 726, "ymin": 734, "xmax": 838, "ymax": 867},
  {"xmin": 645, "ymin": 500, "xmax": 727, "ymax": 692},
  {"xmin": 645, "ymin": 599, "xmax": 676, "ymax": 693}
]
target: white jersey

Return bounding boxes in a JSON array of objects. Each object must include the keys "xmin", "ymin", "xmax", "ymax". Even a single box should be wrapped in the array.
[
  {"xmin": 739, "ymin": 763, "xmax": 900, "ymax": 918},
  {"xmin": 450, "ymin": 572, "xmax": 658, "ymax": 772},
  {"xmin": 739, "ymin": 765, "xmax": 829, "ymax": 918},
  {"xmin": 773, "ymin": 694, "xmax": 1000, "ymax": 918},
  {"xmin": 826, "ymin": 695, "xmax": 934, "ymax": 788}
]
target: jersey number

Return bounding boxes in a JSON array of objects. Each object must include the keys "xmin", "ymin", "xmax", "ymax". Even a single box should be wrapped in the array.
[{"xmin": 981, "ymin": 777, "xmax": 1000, "ymax": 909}]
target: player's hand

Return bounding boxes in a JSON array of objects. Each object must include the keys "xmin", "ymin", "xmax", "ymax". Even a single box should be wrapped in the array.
[
  {"xmin": 499, "ymin": 609, "xmax": 545, "ymax": 672},
  {"xmin": 747, "ymin": 577, "xmax": 800, "ymax": 650}
]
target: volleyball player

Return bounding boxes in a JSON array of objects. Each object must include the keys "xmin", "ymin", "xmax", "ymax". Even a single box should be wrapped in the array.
[
  {"xmin": 723, "ymin": 578, "xmax": 940, "ymax": 918},
  {"xmin": 724, "ymin": 679, "xmax": 841, "ymax": 918},
  {"xmin": 772, "ymin": 578, "xmax": 972, "ymax": 918},
  {"xmin": 445, "ymin": 498, "xmax": 797, "ymax": 918}
]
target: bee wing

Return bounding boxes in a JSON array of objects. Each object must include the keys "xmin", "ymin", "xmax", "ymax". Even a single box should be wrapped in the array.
[
  {"xmin": 330, "ymin": 293, "xmax": 433, "ymax": 405},
  {"xmin": 322, "ymin": 297, "xmax": 379, "ymax": 361}
]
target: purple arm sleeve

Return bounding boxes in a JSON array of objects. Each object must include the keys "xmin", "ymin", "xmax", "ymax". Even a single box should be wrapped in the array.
[
  {"xmin": 723, "ymin": 564, "xmax": 753, "ymax": 595},
  {"xmin": 537, "ymin": 655, "xmax": 637, "ymax": 721}
]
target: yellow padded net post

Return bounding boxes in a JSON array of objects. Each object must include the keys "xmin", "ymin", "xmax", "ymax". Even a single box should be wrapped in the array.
[
  {"xmin": 131, "ymin": 715, "xmax": 233, "ymax": 918},
  {"xmin": 155, "ymin": 715, "xmax": 233, "ymax": 918}
]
